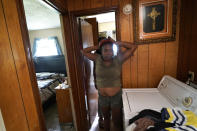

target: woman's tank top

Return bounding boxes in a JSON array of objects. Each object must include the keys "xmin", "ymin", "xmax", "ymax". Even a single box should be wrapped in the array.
[{"xmin": 95, "ymin": 55, "xmax": 122, "ymax": 88}]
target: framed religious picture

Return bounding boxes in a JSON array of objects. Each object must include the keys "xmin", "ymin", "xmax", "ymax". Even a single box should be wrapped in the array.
[{"xmin": 133, "ymin": 0, "xmax": 177, "ymax": 44}]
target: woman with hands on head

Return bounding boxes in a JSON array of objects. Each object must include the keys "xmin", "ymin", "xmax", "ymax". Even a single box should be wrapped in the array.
[{"xmin": 81, "ymin": 37, "xmax": 137, "ymax": 131}]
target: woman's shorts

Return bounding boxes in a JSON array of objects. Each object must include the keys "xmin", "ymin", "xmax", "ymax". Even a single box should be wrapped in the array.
[{"xmin": 98, "ymin": 90, "xmax": 122, "ymax": 108}]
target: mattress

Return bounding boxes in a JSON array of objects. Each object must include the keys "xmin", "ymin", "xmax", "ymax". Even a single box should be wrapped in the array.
[
  {"xmin": 37, "ymin": 79, "xmax": 57, "ymax": 89},
  {"xmin": 38, "ymin": 79, "xmax": 60, "ymax": 104},
  {"xmin": 36, "ymin": 72, "xmax": 65, "ymax": 104}
]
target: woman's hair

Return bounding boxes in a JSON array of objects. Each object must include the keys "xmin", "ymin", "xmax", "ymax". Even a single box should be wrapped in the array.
[
  {"xmin": 98, "ymin": 37, "xmax": 106, "ymax": 43},
  {"xmin": 96, "ymin": 38, "xmax": 114, "ymax": 55}
]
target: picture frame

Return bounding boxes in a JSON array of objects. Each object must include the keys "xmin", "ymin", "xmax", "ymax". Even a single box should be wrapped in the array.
[{"xmin": 133, "ymin": 0, "xmax": 177, "ymax": 44}]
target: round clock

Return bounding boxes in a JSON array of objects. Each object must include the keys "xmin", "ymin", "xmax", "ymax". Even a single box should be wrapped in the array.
[{"xmin": 123, "ymin": 4, "xmax": 132, "ymax": 15}]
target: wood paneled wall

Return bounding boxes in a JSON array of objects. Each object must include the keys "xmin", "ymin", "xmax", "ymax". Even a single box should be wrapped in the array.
[
  {"xmin": 0, "ymin": 0, "xmax": 46, "ymax": 130},
  {"xmin": 177, "ymin": 0, "xmax": 197, "ymax": 82},
  {"xmin": 67, "ymin": 0, "xmax": 180, "ymax": 88},
  {"xmin": 0, "ymin": 1, "xmax": 29, "ymax": 130}
]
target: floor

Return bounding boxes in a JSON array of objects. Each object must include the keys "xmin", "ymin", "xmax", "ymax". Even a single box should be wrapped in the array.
[
  {"xmin": 44, "ymin": 103, "xmax": 75, "ymax": 131},
  {"xmin": 89, "ymin": 114, "xmax": 115, "ymax": 131},
  {"xmin": 43, "ymin": 100, "xmax": 104, "ymax": 131},
  {"xmin": 88, "ymin": 80, "xmax": 105, "ymax": 131},
  {"xmin": 43, "ymin": 84, "xmax": 114, "ymax": 131},
  {"xmin": 89, "ymin": 114, "xmax": 104, "ymax": 131},
  {"xmin": 43, "ymin": 62, "xmax": 109, "ymax": 131},
  {"xmin": 43, "ymin": 96, "xmax": 116, "ymax": 131},
  {"xmin": 43, "ymin": 67, "xmax": 100, "ymax": 131},
  {"xmin": 88, "ymin": 78, "xmax": 98, "ymax": 125}
]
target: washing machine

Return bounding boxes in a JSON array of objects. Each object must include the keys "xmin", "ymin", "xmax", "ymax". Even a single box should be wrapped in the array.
[{"xmin": 122, "ymin": 75, "xmax": 197, "ymax": 130}]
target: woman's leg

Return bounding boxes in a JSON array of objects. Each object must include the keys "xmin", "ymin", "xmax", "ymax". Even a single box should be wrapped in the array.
[
  {"xmin": 99, "ymin": 94, "xmax": 111, "ymax": 131},
  {"xmin": 98, "ymin": 94, "xmax": 103, "ymax": 118},
  {"xmin": 111, "ymin": 90, "xmax": 123, "ymax": 131},
  {"xmin": 102, "ymin": 106, "xmax": 111, "ymax": 131},
  {"xmin": 98, "ymin": 95, "xmax": 104, "ymax": 128},
  {"xmin": 112, "ymin": 106, "xmax": 123, "ymax": 131}
]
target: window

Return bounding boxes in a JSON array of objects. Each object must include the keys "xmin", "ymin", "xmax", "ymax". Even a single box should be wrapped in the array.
[{"xmin": 33, "ymin": 37, "xmax": 62, "ymax": 57}]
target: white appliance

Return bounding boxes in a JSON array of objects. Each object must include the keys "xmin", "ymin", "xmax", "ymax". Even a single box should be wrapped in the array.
[{"xmin": 122, "ymin": 75, "xmax": 197, "ymax": 130}]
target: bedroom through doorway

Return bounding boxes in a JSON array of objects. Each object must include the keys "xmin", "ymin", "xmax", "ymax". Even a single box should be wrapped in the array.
[{"xmin": 22, "ymin": 0, "xmax": 74, "ymax": 130}]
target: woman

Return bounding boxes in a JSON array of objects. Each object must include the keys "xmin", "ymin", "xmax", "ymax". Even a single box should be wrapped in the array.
[
  {"xmin": 94, "ymin": 37, "xmax": 107, "ymax": 128},
  {"xmin": 82, "ymin": 37, "xmax": 137, "ymax": 131}
]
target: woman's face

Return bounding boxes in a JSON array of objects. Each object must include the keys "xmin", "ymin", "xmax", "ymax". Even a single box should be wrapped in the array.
[{"xmin": 101, "ymin": 44, "xmax": 114, "ymax": 61}]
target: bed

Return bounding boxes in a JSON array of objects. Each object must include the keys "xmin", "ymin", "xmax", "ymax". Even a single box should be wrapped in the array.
[
  {"xmin": 36, "ymin": 72, "xmax": 65, "ymax": 105},
  {"xmin": 33, "ymin": 55, "xmax": 67, "ymax": 109}
]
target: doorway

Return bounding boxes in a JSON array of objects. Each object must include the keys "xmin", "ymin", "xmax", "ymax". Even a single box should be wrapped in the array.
[
  {"xmin": 75, "ymin": 10, "xmax": 119, "ymax": 130},
  {"xmin": 22, "ymin": 0, "xmax": 74, "ymax": 130},
  {"xmin": 19, "ymin": 0, "xmax": 120, "ymax": 129}
]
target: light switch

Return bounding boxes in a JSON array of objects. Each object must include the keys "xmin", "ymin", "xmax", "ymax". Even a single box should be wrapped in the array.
[{"xmin": 188, "ymin": 71, "xmax": 195, "ymax": 81}]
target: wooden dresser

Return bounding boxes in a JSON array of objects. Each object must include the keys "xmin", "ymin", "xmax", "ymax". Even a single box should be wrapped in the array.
[{"xmin": 55, "ymin": 85, "xmax": 73, "ymax": 123}]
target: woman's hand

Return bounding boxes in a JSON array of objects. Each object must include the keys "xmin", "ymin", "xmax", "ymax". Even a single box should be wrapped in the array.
[
  {"xmin": 115, "ymin": 41, "xmax": 124, "ymax": 47},
  {"xmin": 107, "ymin": 36, "xmax": 138, "ymax": 62},
  {"xmin": 117, "ymin": 41, "xmax": 137, "ymax": 63},
  {"xmin": 81, "ymin": 45, "xmax": 99, "ymax": 61}
]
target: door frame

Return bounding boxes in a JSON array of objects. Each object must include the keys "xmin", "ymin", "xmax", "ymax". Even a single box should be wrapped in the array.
[
  {"xmin": 70, "ymin": 6, "xmax": 120, "ymax": 41},
  {"xmin": 16, "ymin": 0, "xmax": 89, "ymax": 130},
  {"xmin": 59, "ymin": 6, "xmax": 121, "ymax": 131},
  {"xmin": 68, "ymin": 5, "xmax": 120, "ymax": 129},
  {"xmin": 17, "ymin": 0, "xmax": 120, "ymax": 130}
]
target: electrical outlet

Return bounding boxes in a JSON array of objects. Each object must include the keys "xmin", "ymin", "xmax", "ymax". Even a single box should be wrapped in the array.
[{"xmin": 188, "ymin": 71, "xmax": 195, "ymax": 81}]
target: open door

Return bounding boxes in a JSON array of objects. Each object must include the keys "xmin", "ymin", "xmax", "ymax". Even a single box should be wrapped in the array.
[
  {"xmin": 71, "ymin": 10, "xmax": 118, "ymax": 130},
  {"xmin": 77, "ymin": 18, "xmax": 92, "ymax": 128},
  {"xmin": 85, "ymin": 18, "xmax": 99, "ymax": 46},
  {"xmin": 77, "ymin": 18, "xmax": 98, "ymax": 127}
]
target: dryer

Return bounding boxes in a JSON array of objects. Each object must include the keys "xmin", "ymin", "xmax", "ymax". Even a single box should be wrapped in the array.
[{"xmin": 122, "ymin": 75, "xmax": 197, "ymax": 130}]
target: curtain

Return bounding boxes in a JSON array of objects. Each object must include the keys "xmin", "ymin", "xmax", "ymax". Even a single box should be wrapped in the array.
[
  {"xmin": 48, "ymin": 36, "xmax": 62, "ymax": 55},
  {"xmin": 32, "ymin": 38, "xmax": 40, "ymax": 57}
]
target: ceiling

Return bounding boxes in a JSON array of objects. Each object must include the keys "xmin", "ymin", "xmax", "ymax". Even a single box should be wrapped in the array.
[
  {"xmin": 23, "ymin": 0, "xmax": 60, "ymax": 30},
  {"xmin": 23, "ymin": 0, "xmax": 115, "ymax": 30},
  {"xmin": 86, "ymin": 12, "xmax": 115, "ymax": 23}
]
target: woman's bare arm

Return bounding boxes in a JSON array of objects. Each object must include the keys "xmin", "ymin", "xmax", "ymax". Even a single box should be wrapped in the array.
[
  {"xmin": 81, "ymin": 45, "xmax": 99, "ymax": 61},
  {"xmin": 116, "ymin": 41, "xmax": 137, "ymax": 63},
  {"xmin": 107, "ymin": 36, "xmax": 137, "ymax": 62}
]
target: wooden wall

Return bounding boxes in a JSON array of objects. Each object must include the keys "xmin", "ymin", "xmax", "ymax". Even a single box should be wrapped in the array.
[
  {"xmin": 67, "ymin": 0, "xmax": 181, "ymax": 88},
  {"xmin": 0, "ymin": 1, "xmax": 29, "ymax": 130},
  {"xmin": 0, "ymin": 0, "xmax": 46, "ymax": 130},
  {"xmin": 177, "ymin": 0, "xmax": 197, "ymax": 82}
]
